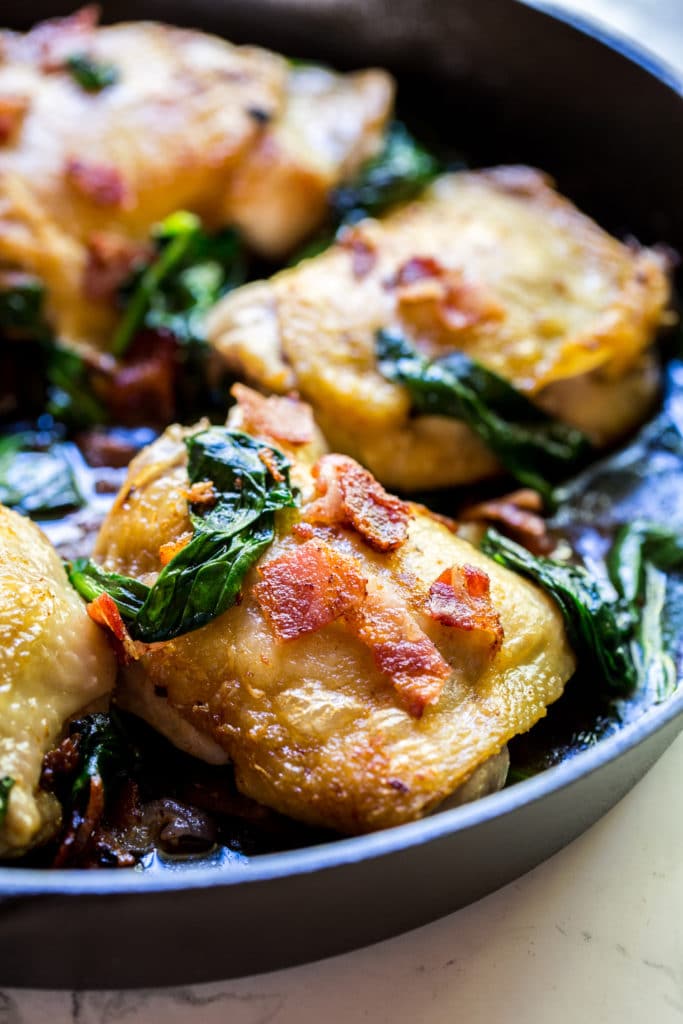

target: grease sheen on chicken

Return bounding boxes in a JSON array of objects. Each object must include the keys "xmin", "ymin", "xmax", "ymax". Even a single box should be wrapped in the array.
[
  {"xmin": 208, "ymin": 167, "xmax": 672, "ymax": 491},
  {"xmin": 0, "ymin": 8, "xmax": 393, "ymax": 350},
  {"xmin": 93, "ymin": 388, "xmax": 576, "ymax": 834}
]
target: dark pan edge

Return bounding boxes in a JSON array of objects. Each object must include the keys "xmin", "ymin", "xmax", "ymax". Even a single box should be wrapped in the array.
[
  {"xmin": 1, "ymin": 677, "xmax": 681, "ymax": 898},
  {"xmin": 524, "ymin": 0, "xmax": 683, "ymax": 96}
]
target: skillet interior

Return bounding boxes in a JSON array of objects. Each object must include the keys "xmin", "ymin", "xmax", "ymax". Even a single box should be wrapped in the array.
[{"xmin": 0, "ymin": 0, "xmax": 682, "ymax": 988}]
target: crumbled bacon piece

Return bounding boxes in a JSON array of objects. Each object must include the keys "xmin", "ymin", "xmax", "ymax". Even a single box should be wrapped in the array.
[
  {"xmin": 231, "ymin": 383, "xmax": 314, "ymax": 447},
  {"xmin": 94, "ymin": 331, "xmax": 176, "ymax": 426},
  {"xmin": 348, "ymin": 581, "xmax": 451, "ymax": 718},
  {"xmin": 83, "ymin": 232, "xmax": 151, "ymax": 303},
  {"xmin": 52, "ymin": 773, "xmax": 105, "ymax": 869},
  {"xmin": 87, "ymin": 592, "xmax": 143, "ymax": 663},
  {"xmin": 306, "ymin": 454, "xmax": 410, "ymax": 552},
  {"xmin": 391, "ymin": 256, "xmax": 505, "ymax": 338},
  {"xmin": 22, "ymin": 6, "xmax": 99, "ymax": 72},
  {"xmin": 460, "ymin": 489, "xmax": 553, "ymax": 555},
  {"xmin": 65, "ymin": 156, "xmax": 129, "ymax": 207},
  {"xmin": 159, "ymin": 532, "xmax": 192, "ymax": 567},
  {"xmin": 184, "ymin": 480, "xmax": 217, "ymax": 509},
  {"xmin": 291, "ymin": 522, "xmax": 315, "ymax": 541},
  {"xmin": 385, "ymin": 255, "xmax": 443, "ymax": 289},
  {"xmin": 0, "ymin": 94, "xmax": 29, "ymax": 144},
  {"xmin": 339, "ymin": 226, "xmax": 377, "ymax": 279},
  {"xmin": 254, "ymin": 540, "xmax": 368, "ymax": 642},
  {"xmin": 258, "ymin": 447, "xmax": 285, "ymax": 482},
  {"xmin": 76, "ymin": 427, "xmax": 146, "ymax": 468},
  {"xmin": 427, "ymin": 564, "xmax": 504, "ymax": 655}
]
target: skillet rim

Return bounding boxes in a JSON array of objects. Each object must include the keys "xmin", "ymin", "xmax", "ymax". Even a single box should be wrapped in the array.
[{"xmin": 0, "ymin": 0, "xmax": 682, "ymax": 898}]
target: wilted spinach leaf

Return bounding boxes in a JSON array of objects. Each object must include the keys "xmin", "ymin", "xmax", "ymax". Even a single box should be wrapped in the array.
[
  {"xmin": 112, "ymin": 211, "xmax": 245, "ymax": 357},
  {"xmin": 0, "ymin": 274, "xmax": 51, "ymax": 342},
  {"xmin": 290, "ymin": 122, "xmax": 441, "ymax": 264},
  {"xmin": 68, "ymin": 712, "xmax": 138, "ymax": 814},
  {"xmin": 481, "ymin": 528, "xmax": 638, "ymax": 695},
  {"xmin": 66, "ymin": 53, "xmax": 119, "ymax": 92},
  {"xmin": 69, "ymin": 429, "xmax": 298, "ymax": 642},
  {"xmin": 607, "ymin": 520, "xmax": 683, "ymax": 702},
  {"xmin": 377, "ymin": 329, "xmax": 592, "ymax": 502},
  {"xmin": 332, "ymin": 121, "xmax": 440, "ymax": 221},
  {"xmin": 0, "ymin": 431, "xmax": 82, "ymax": 514},
  {"xmin": 0, "ymin": 777, "xmax": 14, "ymax": 827},
  {"xmin": 45, "ymin": 345, "xmax": 107, "ymax": 428}
]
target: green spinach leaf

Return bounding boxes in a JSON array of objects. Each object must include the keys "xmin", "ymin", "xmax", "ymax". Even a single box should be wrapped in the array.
[
  {"xmin": 377, "ymin": 329, "xmax": 592, "ymax": 501},
  {"xmin": 289, "ymin": 122, "xmax": 441, "ymax": 265},
  {"xmin": 0, "ymin": 776, "xmax": 14, "ymax": 827},
  {"xmin": 112, "ymin": 211, "xmax": 245, "ymax": 357},
  {"xmin": 66, "ymin": 53, "xmax": 119, "ymax": 92},
  {"xmin": 68, "ymin": 712, "xmax": 137, "ymax": 814},
  {"xmin": 607, "ymin": 520, "xmax": 683, "ymax": 702},
  {"xmin": 0, "ymin": 431, "xmax": 82, "ymax": 514},
  {"xmin": 0, "ymin": 274, "xmax": 51, "ymax": 342},
  {"xmin": 45, "ymin": 344, "xmax": 107, "ymax": 428},
  {"xmin": 332, "ymin": 121, "xmax": 440, "ymax": 221},
  {"xmin": 481, "ymin": 528, "xmax": 638, "ymax": 694},
  {"xmin": 68, "ymin": 429, "xmax": 297, "ymax": 642}
]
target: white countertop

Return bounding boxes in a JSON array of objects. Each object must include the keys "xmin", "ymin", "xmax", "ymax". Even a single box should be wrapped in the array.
[{"xmin": 4, "ymin": 2, "xmax": 683, "ymax": 1020}]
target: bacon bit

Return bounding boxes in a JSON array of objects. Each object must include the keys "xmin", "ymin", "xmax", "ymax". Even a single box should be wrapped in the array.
[
  {"xmin": 460, "ymin": 489, "xmax": 553, "ymax": 556},
  {"xmin": 23, "ymin": 6, "xmax": 99, "ymax": 72},
  {"xmin": 159, "ymin": 532, "xmax": 192, "ymax": 567},
  {"xmin": 52, "ymin": 772, "xmax": 105, "ymax": 869},
  {"xmin": 76, "ymin": 428, "xmax": 144, "ymax": 468},
  {"xmin": 306, "ymin": 454, "xmax": 410, "ymax": 552},
  {"xmin": 184, "ymin": 480, "xmax": 217, "ymax": 509},
  {"xmin": 348, "ymin": 581, "xmax": 451, "ymax": 718},
  {"xmin": 291, "ymin": 521, "xmax": 315, "ymax": 541},
  {"xmin": 385, "ymin": 255, "xmax": 444, "ymax": 289},
  {"xmin": 87, "ymin": 592, "xmax": 143, "ymax": 664},
  {"xmin": 41, "ymin": 735, "xmax": 80, "ymax": 790},
  {"xmin": 94, "ymin": 331, "xmax": 176, "ymax": 427},
  {"xmin": 0, "ymin": 94, "xmax": 30, "ymax": 145},
  {"xmin": 339, "ymin": 226, "xmax": 377, "ymax": 279},
  {"xmin": 255, "ymin": 540, "xmax": 368, "ymax": 642},
  {"xmin": 83, "ymin": 232, "xmax": 152, "ymax": 303},
  {"xmin": 65, "ymin": 156, "xmax": 129, "ymax": 208},
  {"xmin": 427, "ymin": 564, "xmax": 504, "ymax": 656},
  {"xmin": 258, "ymin": 447, "xmax": 285, "ymax": 482},
  {"xmin": 231, "ymin": 383, "xmax": 314, "ymax": 447},
  {"xmin": 392, "ymin": 257, "xmax": 505, "ymax": 338}
]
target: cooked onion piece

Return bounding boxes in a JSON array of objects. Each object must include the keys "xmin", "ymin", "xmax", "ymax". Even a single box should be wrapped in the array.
[
  {"xmin": 0, "ymin": 10, "xmax": 393, "ymax": 349},
  {"xmin": 94, "ymin": 388, "xmax": 575, "ymax": 834},
  {"xmin": 0, "ymin": 505, "xmax": 116, "ymax": 856},
  {"xmin": 207, "ymin": 167, "xmax": 672, "ymax": 491}
]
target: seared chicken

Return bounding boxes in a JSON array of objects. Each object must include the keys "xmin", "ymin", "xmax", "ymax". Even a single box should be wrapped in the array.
[
  {"xmin": 93, "ymin": 387, "xmax": 575, "ymax": 834},
  {"xmin": 0, "ymin": 9, "xmax": 393, "ymax": 350},
  {"xmin": 207, "ymin": 167, "xmax": 672, "ymax": 491},
  {"xmin": 0, "ymin": 505, "xmax": 116, "ymax": 856}
]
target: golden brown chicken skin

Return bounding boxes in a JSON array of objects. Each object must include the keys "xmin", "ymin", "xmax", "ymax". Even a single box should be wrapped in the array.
[
  {"xmin": 92, "ymin": 387, "xmax": 575, "ymax": 834},
  {"xmin": 0, "ymin": 505, "xmax": 116, "ymax": 856},
  {"xmin": 207, "ymin": 167, "xmax": 672, "ymax": 491},
  {"xmin": 0, "ymin": 9, "xmax": 393, "ymax": 350}
]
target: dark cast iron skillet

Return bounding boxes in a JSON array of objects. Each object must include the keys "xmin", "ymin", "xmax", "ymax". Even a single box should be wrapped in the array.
[{"xmin": 1, "ymin": 0, "xmax": 683, "ymax": 989}]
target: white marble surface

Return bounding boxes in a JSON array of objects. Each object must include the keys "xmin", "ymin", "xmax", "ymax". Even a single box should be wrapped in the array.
[{"xmin": 4, "ymin": 1, "xmax": 683, "ymax": 1019}]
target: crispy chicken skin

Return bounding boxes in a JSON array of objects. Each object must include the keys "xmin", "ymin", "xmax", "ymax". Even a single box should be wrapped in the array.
[
  {"xmin": 0, "ymin": 9, "xmax": 393, "ymax": 350},
  {"xmin": 207, "ymin": 167, "xmax": 672, "ymax": 491},
  {"xmin": 0, "ymin": 505, "xmax": 116, "ymax": 856},
  {"xmin": 94, "ymin": 388, "xmax": 575, "ymax": 834}
]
